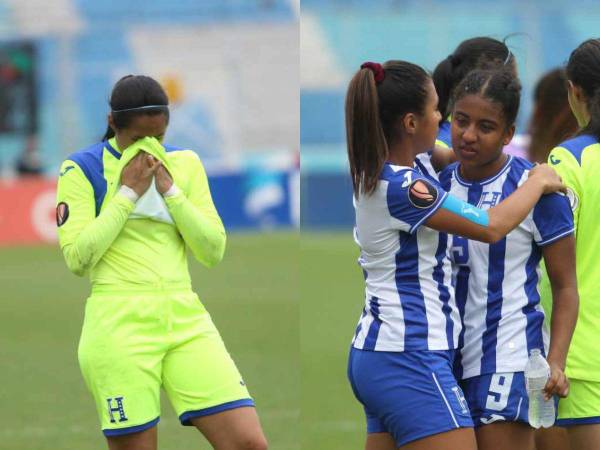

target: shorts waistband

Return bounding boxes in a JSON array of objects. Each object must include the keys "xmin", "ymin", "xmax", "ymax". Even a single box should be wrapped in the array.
[{"xmin": 91, "ymin": 281, "xmax": 193, "ymax": 295}]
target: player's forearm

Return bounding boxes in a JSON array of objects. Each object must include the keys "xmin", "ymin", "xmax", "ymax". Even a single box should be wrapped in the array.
[
  {"xmin": 62, "ymin": 192, "xmax": 136, "ymax": 276},
  {"xmin": 487, "ymin": 178, "xmax": 545, "ymax": 242},
  {"xmin": 547, "ymin": 286, "xmax": 579, "ymax": 369},
  {"xmin": 165, "ymin": 190, "xmax": 226, "ymax": 268}
]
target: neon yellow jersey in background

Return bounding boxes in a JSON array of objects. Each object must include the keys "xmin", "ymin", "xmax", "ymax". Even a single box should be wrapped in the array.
[
  {"xmin": 548, "ymin": 134, "xmax": 600, "ymax": 382},
  {"xmin": 56, "ymin": 136, "xmax": 226, "ymax": 294}
]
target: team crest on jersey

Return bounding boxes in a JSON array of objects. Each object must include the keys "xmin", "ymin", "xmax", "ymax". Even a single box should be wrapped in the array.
[
  {"xmin": 566, "ymin": 187, "xmax": 579, "ymax": 212},
  {"xmin": 408, "ymin": 179, "xmax": 438, "ymax": 208},
  {"xmin": 56, "ymin": 202, "xmax": 69, "ymax": 227}
]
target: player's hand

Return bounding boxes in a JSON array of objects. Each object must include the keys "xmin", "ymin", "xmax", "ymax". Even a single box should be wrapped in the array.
[
  {"xmin": 121, "ymin": 151, "xmax": 160, "ymax": 196},
  {"xmin": 528, "ymin": 163, "xmax": 567, "ymax": 195},
  {"xmin": 155, "ymin": 163, "xmax": 173, "ymax": 195},
  {"xmin": 544, "ymin": 362, "xmax": 569, "ymax": 400}
]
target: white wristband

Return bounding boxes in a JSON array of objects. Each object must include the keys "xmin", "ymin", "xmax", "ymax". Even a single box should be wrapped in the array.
[
  {"xmin": 163, "ymin": 184, "xmax": 181, "ymax": 198},
  {"xmin": 119, "ymin": 185, "xmax": 140, "ymax": 203}
]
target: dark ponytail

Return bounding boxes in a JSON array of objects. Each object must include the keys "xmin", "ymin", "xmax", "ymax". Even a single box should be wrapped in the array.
[
  {"xmin": 103, "ymin": 75, "xmax": 169, "ymax": 140},
  {"xmin": 567, "ymin": 38, "xmax": 600, "ymax": 140},
  {"xmin": 433, "ymin": 36, "xmax": 515, "ymax": 121},
  {"xmin": 345, "ymin": 60, "xmax": 429, "ymax": 196}
]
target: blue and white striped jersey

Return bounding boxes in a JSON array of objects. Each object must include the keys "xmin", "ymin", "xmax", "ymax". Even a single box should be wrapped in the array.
[
  {"xmin": 352, "ymin": 163, "xmax": 462, "ymax": 352},
  {"xmin": 439, "ymin": 156, "xmax": 574, "ymax": 379},
  {"xmin": 414, "ymin": 151, "xmax": 439, "ymax": 182}
]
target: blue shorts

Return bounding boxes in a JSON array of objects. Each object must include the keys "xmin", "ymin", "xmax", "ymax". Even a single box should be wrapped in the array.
[
  {"xmin": 347, "ymin": 347, "xmax": 473, "ymax": 447},
  {"xmin": 460, "ymin": 372, "xmax": 529, "ymax": 427}
]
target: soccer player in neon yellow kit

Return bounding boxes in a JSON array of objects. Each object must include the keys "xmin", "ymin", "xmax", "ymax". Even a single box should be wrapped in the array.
[
  {"xmin": 547, "ymin": 39, "xmax": 600, "ymax": 450},
  {"xmin": 56, "ymin": 75, "xmax": 268, "ymax": 450}
]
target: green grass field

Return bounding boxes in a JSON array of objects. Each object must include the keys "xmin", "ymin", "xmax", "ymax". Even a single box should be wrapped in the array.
[
  {"xmin": 0, "ymin": 231, "xmax": 299, "ymax": 450},
  {"xmin": 300, "ymin": 232, "xmax": 366, "ymax": 450}
]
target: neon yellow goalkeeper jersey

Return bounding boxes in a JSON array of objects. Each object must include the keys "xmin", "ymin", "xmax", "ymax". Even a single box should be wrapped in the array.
[
  {"xmin": 548, "ymin": 134, "xmax": 600, "ymax": 381},
  {"xmin": 56, "ymin": 137, "xmax": 225, "ymax": 294}
]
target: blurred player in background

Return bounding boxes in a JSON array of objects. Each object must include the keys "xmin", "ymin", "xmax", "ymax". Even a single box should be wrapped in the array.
[
  {"xmin": 547, "ymin": 38, "xmax": 600, "ymax": 450},
  {"xmin": 438, "ymin": 68, "xmax": 578, "ymax": 450},
  {"xmin": 56, "ymin": 75, "xmax": 267, "ymax": 450},
  {"xmin": 433, "ymin": 37, "xmax": 517, "ymax": 150},
  {"xmin": 528, "ymin": 68, "xmax": 579, "ymax": 164},
  {"xmin": 344, "ymin": 60, "xmax": 564, "ymax": 450},
  {"xmin": 527, "ymin": 67, "xmax": 578, "ymax": 450}
]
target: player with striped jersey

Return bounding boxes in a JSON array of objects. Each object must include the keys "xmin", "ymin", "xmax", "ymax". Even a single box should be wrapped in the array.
[
  {"xmin": 345, "ymin": 60, "xmax": 565, "ymax": 450},
  {"xmin": 415, "ymin": 37, "xmax": 518, "ymax": 180},
  {"xmin": 439, "ymin": 68, "xmax": 578, "ymax": 450},
  {"xmin": 546, "ymin": 39, "xmax": 600, "ymax": 450}
]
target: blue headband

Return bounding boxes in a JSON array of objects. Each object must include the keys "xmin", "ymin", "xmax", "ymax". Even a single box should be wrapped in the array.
[{"xmin": 111, "ymin": 104, "xmax": 169, "ymax": 113}]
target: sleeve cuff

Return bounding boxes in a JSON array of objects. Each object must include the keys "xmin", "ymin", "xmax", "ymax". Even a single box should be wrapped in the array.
[
  {"xmin": 163, "ymin": 183, "xmax": 181, "ymax": 198},
  {"xmin": 118, "ymin": 185, "xmax": 139, "ymax": 203}
]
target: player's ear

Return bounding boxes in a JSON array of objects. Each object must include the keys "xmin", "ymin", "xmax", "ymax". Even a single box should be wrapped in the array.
[
  {"xmin": 402, "ymin": 113, "xmax": 418, "ymax": 136},
  {"xmin": 567, "ymin": 80, "xmax": 584, "ymax": 102},
  {"xmin": 108, "ymin": 113, "xmax": 115, "ymax": 130},
  {"xmin": 502, "ymin": 124, "xmax": 516, "ymax": 146}
]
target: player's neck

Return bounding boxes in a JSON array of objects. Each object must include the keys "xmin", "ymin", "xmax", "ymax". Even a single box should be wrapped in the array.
[
  {"xmin": 460, "ymin": 153, "xmax": 508, "ymax": 182},
  {"xmin": 387, "ymin": 141, "xmax": 415, "ymax": 167},
  {"xmin": 112, "ymin": 136, "xmax": 125, "ymax": 153}
]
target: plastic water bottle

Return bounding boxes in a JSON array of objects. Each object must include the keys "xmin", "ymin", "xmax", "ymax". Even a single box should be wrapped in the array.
[{"xmin": 525, "ymin": 348, "xmax": 555, "ymax": 428}]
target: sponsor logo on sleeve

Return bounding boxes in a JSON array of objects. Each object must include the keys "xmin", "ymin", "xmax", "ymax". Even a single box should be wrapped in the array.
[
  {"xmin": 566, "ymin": 187, "xmax": 579, "ymax": 212},
  {"xmin": 56, "ymin": 202, "xmax": 69, "ymax": 227},
  {"xmin": 60, "ymin": 165, "xmax": 75, "ymax": 176},
  {"xmin": 550, "ymin": 154, "xmax": 561, "ymax": 165},
  {"xmin": 460, "ymin": 204, "xmax": 481, "ymax": 218},
  {"xmin": 408, "ymin": 179, "xmax": 438, "ymax": 208}
]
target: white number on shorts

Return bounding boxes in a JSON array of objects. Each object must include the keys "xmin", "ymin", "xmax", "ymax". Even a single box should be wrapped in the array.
[{"xmin": 485, "ymin": 373, "xmax": 514, "ymax": 411}]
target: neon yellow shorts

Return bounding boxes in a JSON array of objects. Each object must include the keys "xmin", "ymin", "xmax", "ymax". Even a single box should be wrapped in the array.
[
  {"xmin": 557, "ymin": 378, "xmax": 600, "ymax": 426},
  {"xmin": 77, "ymin": 290, "xmax": 253, "ymax": 436}
]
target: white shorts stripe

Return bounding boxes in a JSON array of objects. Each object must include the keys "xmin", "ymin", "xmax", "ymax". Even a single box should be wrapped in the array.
[
  {"xmin": 514, "ymin": 396, "xmax": 523, "ymax": 420},
  {"xmin": 431, "ymin": 372, "xmax": 459, "ymax": 428}
]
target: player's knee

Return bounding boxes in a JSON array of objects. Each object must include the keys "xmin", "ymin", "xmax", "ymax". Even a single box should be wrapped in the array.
[{"xmin": 238, "ymin": 434, "xmax": 268, "ymax": 450}]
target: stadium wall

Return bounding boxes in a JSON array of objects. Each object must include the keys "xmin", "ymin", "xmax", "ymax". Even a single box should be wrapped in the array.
[{"xmin": 0, "ymin": 169, "xmax": 299, "ymax": 245}]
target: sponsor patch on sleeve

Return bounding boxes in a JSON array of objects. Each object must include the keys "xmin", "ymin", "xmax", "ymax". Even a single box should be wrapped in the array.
[
  {"xmin": 56, "ymin": 202, "xmax": 69, "ymax": 227},
  {"xmin": 566, "ymin": 187, "xmax": 579, "ymax": 212},
  {"xmin": 408, "ymin": 178, "xmax": 438, "ymax": 208}
]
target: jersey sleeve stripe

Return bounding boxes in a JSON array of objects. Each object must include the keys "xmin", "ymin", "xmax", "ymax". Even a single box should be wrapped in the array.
[{"xmin": 536, "ymin": 227, "xmax": 575, "ymax": 246}]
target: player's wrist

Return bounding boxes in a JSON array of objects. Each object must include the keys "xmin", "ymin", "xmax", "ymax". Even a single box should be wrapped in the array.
[
  {"xmin": 119, "ymin": 185, "xmax": 140, "ymax": 203},
  {"xmin": 163, "ymin": 183, "xmax": 181, "ymax": 198}
]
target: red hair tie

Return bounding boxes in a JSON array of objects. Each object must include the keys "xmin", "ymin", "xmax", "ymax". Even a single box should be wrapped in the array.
[{"xmin": 361, "ymin": 62, "xmax": 385, "ymax": 83}]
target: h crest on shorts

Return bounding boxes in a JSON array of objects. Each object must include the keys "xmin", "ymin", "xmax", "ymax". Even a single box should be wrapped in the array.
[{"xmin": 107, "ymin": 397, "xmax": 128, "ymax": 423}]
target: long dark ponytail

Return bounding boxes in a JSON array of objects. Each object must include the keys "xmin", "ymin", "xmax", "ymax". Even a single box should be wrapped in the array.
[
  {"xmin": 103, "ymin": 75, "xmax": 169, "ymax": 140},
  {"xmin": 433, "ymin": 36, "xmax": 515, "ymax": 122},
  {"xmin": 567, "ymin": 38, "xmax": 600, "ymax": 140},
  {"xmin": 345, "ymin": 60, "xmax": 429, "ymax": 196}
]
